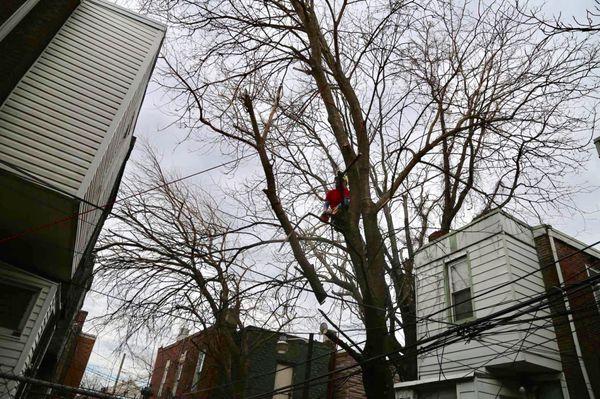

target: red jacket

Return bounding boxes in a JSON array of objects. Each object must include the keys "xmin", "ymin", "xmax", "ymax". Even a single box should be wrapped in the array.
[{"xmin": 325, "ymin": 187, "xmax": 350, "ymax": 209}]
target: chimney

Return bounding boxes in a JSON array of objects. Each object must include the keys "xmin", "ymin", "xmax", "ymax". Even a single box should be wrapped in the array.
[
  {"xmin": 176, "ymin": 327, "xmax": 189, "ymax": 342},
  {"xmin": 428, "ymin": 230, "xmax": 447, "ymax": 242}
]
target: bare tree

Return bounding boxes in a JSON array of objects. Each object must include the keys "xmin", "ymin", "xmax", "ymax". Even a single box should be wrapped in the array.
[
  {"xmin": 524, "ymin": 0, "xmax": 600, "ymax": 33},
  {"xmin": 93, "ymin": 149, "xmax": 306, "ymax": 398},
  {"xmin": 140, "ymin": 0, "xmax": 599, "ymax": 397}
]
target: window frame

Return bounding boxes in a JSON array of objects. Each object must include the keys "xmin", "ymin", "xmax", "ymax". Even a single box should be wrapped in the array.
[
  {"xmin": 0, "ymin": 279, "xmax": 41, "ymax": 338},
  {"xmin": 171, "ymin": 350, "xmax": 187, "ymax": 397},
  {"xmin": 191, "ymin": 350, "xmax": 206, "ymax": 391},
  {"xmin": 444, "ymin": 255, "xmax": 476, "ymax": 324},
  {"xmin": 587, "ymin": 265, "xmax": 600, "ymax": 309},
  {"xmin": 157, "ymin": 359, "xmax": 171, "ymax": 398}
]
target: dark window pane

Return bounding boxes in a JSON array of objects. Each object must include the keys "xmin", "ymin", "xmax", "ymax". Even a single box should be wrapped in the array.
[
  {"xmin": 0, "ymin": 282, "xmax": 39, "ymax": 335},
  {"xmin": 452, "ymin": 289, "xmax": 473, "ymax": 321},
  {"xmin": 419, "ymin": 385, "xmax": 457, "ymax": 399}
]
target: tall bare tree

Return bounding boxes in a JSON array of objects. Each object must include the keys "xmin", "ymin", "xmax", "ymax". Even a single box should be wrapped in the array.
[{"xmin": 141, "ymin": 0, "xmax": 599, "ymax": 397}]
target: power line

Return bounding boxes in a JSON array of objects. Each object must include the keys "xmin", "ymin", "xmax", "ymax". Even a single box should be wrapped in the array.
[
  {"xmin": 243, "ymin": 272, "xmax": 600, "ymax": 398},
  {"xmin": 0, "ymin": 154, "xmax": 253, "ymax": 245}
]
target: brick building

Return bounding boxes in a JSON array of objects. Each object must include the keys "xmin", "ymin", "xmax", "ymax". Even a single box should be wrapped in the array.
[
  {"xmin": 533, "ymin": 225, "xmax": 600, "ymax": 399},
  {"xmin": 149, "ymin": 326, "xmax": 339, "ymax": 399},
  {"xmin": 53, "ymin": 311, "xmax": 96, "ymax": 391},
  {"xmin": 329, "ymin": 352, "xmax": 366, "ymax": 399}
]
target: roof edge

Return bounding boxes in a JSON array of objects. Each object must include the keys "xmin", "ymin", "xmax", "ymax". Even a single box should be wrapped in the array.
[
  {"xmin": 83, "ymin": 0, "xmax": 166, "ymax": 31},
  {"xmin": 415, "ymin": 208, "xmax": 532, "ymax": 255}
]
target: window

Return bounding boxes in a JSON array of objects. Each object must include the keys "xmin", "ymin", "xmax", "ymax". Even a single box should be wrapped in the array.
[
  {"xmin": 191, "ymin": 351, "xmax": 206, "ymax": 390},
  {"xmin": 273, "ymin": 363, "xmax": 294, "ymax": 399},
  {"xmin": 172, "ymin": 351, "xmax": 187, "ymax": 396},
  {"xmin": 0, "ymin": 281, "xmax": 40, "ymax": 337},
  {"xmin": 418, "ymin": 385, "xmax": 457, "ymax": 399},
  {"xmin": 447, "ymin": 257, "xmax": 474, "ymax": 322},
  {"xmin": 157, "ymin": 359, "xmax": 170, "ymax": 398},
  {"xmin": 588, "ymin": 266, "xmax": 600, "ymax": 308}
]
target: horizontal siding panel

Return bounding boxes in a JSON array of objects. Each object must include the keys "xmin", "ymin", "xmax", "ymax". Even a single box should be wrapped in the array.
[
  {"xmin": 16, "ymin": 81, "xmax": 113, "ymax": 126},
  {"xmin": 52, "ymin": 34, "xmax": 138, "ymax": 77},
  {"xmin": 0, "ymin": 146, "xmax": 82, "ymax": 190},
  {"xmin": 0, "ymin": 107, "xmax": 101, "ymax": 152},
  {"xmin": 23, "ymin": 73, "xmax": 118, "ymax": 118},
  {"xmin": 35, "ymin": 58, "xmax": 125, "ymax": 103},
  {"xmin": 5, "ymin": 95, "xmax": 106, "ymax": 139},
  {"xmin": 41, "ymin": 47, "xmax": 130, "ymax": 94},
  {"xmin": 47, "ymin": 29, "xmax": 138, "ymax": 84},
  {"xmin": 54, "ymin": 30, "xmax": 137, "ymax": 78},
  {"xmin": 65, "ymin": 11, "xmax": 150, "ymax": 60},
  {"xmin": 76, "ymin": 6, "xmax": 155, "ymax": 49},
  {"xmin": 0, "ymin": 112, "xmax": 98, "ymax": 160},
  {"xmin": 0, "ymin": 128, "xmax": 91, "ymax": 171},
  {"xmin": 81, "ymin": 1, "xmax": 159, "ymax": 39}
]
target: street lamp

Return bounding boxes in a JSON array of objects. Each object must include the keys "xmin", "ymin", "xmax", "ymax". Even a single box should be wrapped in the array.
[
  {"xmin": 276, "ymin": 334, "xmax": 290, "ymax": 354},
  {"xmin": 594, "ymin": 136, "xmax": 600, "ymax": 158}
]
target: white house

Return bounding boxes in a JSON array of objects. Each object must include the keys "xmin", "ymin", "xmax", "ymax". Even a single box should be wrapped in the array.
[
  {"xmin": 0, "ymin": 1, "xmax": 165, "ymax": 397},
  {"xmin": 395, "ymin": 210, "xmax": 600, "ymax": 399}
]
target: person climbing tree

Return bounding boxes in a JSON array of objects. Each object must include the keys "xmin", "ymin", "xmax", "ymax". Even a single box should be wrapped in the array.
[{"xmin": 320, "ymin": 171, "xmax": 350, "ymax": 223}]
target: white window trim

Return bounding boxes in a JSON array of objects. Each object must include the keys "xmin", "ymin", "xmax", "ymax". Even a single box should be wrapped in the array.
[
  {"xmin": 587, "ymin": 265, "xmax": 600, "ymax": 307},
  {"xmin": 171, "ymin": 351, "xmax": 187, "ymax": 396},
  {"xmin": 157, "ymin": 359, "xmax": 170, "ymax": 398},
  {"xmin": 0, "ymin": 279, "xmax": 41, "ymax": 338},
  {"xmin": 446, "ymin": 256, "xmax": 474, "ymax": 323},
  {"xmin": 191, "ymin": 351, "xmax": 206, "ymax": 390}
]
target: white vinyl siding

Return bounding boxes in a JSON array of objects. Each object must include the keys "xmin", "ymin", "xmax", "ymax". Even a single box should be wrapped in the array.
[
  {"xmin": 414, "ymin": 211, "xmax": 562, "ymax": 379},
  {"xmin": 0, "ymin": 0, "xmax": 165, "ymax": 278},
  {"xmin": 0, "ymin": 263, "xmax": 58, "ymax": 398},
  {"xmin": 0, "ymin": 0, "xmax": 163, "ymax": 194}
]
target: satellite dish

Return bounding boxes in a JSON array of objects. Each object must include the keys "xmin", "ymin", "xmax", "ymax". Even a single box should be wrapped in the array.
[{"xmin": 319, "ymin": 322, "xmax": 328, "ymax": 334}]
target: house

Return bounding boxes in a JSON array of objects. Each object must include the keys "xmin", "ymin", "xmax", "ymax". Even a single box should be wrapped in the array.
[
  {"xmin": 149, "ymin": 326, "xmax": 332, "ymax": 399},
  {"xmin": 394, "ymin": 210, "xmax": 600, "ymax": 399},
  {"xmin": 0, "ymin": 1, "xmax": 165, "ymax": 397}
]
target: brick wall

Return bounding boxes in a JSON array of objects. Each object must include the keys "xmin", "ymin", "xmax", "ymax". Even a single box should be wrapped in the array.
[
  {"xmin": 331, "ymin": 353, "xmax": 366, "ymax": 399},
  {"xmin": 552, "ymin": 238, "xmax": 600, "ymax": 397},
  {"xmin": 534, "ymin": 231, "xmax": 592, "ymax": 399},
  {"xmin": 60, "ymin": 332, "xmax": 95, "ymax": 388},
  {"xmin": 150, "ymin": 328, "xmax": 331, "ymax": 399}
]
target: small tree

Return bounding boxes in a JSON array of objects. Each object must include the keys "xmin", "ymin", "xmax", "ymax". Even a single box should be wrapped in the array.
[{"xmin": 93, "ymin": 150, "xmax": 305, "ymax": 398}]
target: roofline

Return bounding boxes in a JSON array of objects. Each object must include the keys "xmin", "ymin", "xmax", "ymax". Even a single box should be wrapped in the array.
[
  {"xmin": 414, "ymin": 208, "xmax": 532, "ymax": 255},
  {"xmin": 159, "ymin": 325, "xmax": 320, "ymax": 350},
  {"xmin": 83, "ymin": 0, "xmax": 167, "ymax": 31},
  {"xmin": 394, "ymin": 372, "xmax": 474, "ymax": 388},
  {"xmin": 532, "ymin": 224, "xmax": 600, "ymax": 259}
]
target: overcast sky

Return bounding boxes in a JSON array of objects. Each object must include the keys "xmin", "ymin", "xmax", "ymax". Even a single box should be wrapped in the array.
[{"xmin": 81, "ymin": 0, "xmax": 600, "ymax": 388}]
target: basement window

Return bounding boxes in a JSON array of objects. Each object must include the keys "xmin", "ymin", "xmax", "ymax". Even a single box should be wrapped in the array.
[
  {"xmin": 447, "ymin": 256, "xmax": 474, "ymax": 322},
  {"xmin": 0, "ymin": 281, "xmax": 40, "ymax": 337}
]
